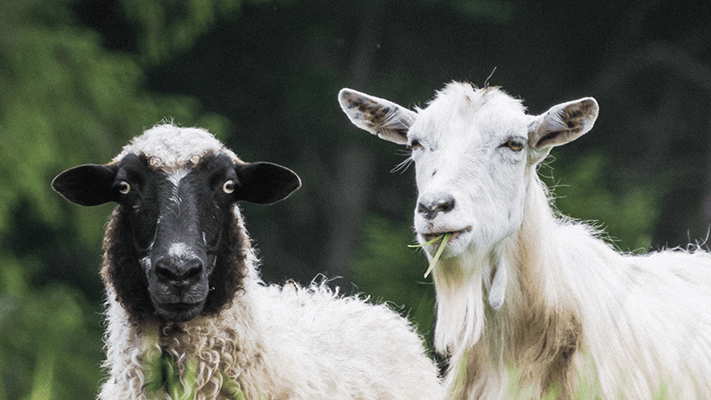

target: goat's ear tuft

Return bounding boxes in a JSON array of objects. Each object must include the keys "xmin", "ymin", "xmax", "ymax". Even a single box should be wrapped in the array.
[
  {"xmin": 233, "ymin": 162, "xmax": 301, "ymax": 204},
  {"xmin": 528, "ymin": 97, "xmax": 599, "ymax": 163},
  {"xmin": 338, "ymin": 88, "xmax": 416, "ymax": 145},
  {"xmin": 52, "ymin": 164, "xmax": 119, "ymax": 206}
]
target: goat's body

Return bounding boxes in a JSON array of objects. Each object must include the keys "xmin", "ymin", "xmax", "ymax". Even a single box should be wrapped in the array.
[
  {"xmin": 338, "ymin": 83, "xmax": 711, "ymax": 399},
  {"xmin": 441, "ymin": 176, "xmax": 711, "ymax": 399}
]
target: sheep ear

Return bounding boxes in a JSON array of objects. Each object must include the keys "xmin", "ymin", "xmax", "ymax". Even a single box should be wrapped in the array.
[
  {"xmin": 52, "ymin": 164, "xmax": 119, "ymax": 206},
  {"xmin": 528, "ymin": 97, "xmax": 599, "ymax": 163},
  {"xmin": 233, "ymin": 162, "xmax": 301, "ymax": 204},
  {"xmin": 338, "ymin": 88, "xmax": 416, "ymax": 145}
]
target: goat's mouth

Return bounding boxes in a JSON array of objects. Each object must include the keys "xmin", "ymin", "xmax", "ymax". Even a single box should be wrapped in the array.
[
  {"xmin": 421, "ymin": 227, "xmax": 472, "ymax": 244},
  {"xmin": 417, "ymin": 227, "xmax": 472, "ymax": 259}
]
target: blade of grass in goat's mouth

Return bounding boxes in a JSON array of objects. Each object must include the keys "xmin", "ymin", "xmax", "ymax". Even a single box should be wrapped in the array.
[{"xmin": 408, "ymin": 232, "xmax": 452, "ymax": 278}]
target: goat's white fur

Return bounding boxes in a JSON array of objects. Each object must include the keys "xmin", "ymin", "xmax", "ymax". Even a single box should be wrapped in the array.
[
  {"xmin": 81, "ymin": 124, "xmax": 442, "ymax": 399},
  {"xmin": 339, "ymin": 83, "xmax": 711, "ymax": 399}
]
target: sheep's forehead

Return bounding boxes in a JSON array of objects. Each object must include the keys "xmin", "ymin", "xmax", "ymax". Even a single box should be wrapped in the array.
[
  {"xmin": 113, "ymin": 124, "xmax": 241, "ymax": 170},
  {"xmin": 414, "ymin": 83, "xmax": 529, "ymax": 143}
]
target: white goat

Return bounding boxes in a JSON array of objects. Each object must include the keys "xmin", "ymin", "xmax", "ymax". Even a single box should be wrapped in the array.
[
  {"xmin": 52, "ymin": 123, "xmax": 443, "ymax": 400},
  {"xmin": 339, "ymin": 83, "xmax": 711, "ymax": 399}
]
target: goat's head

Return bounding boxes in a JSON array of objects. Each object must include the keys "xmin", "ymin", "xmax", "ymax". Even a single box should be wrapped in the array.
[
  {"xmin": 339, "ymin": 83, "xmax": 598, "ymax": 308},
  {"xmin": 52, "ymin": 124, "xmax": 301, "ymax": 322}
]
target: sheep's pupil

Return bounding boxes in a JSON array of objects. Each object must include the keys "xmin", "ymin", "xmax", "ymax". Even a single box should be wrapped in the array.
[
  {"xmin": 223, "ymin": 180, "xmax": 235, "ymax": 194},
  {"xmin": 118, "ymin": 181, "xmax": 131, "ymax": 194}
]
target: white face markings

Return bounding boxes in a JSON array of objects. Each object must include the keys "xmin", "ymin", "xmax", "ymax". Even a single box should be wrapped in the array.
[
  {"xmin": 167, "ymin": 168, "xmax": 190, "ymax": 187},
  {"xmin": 168, "ymin": 242, "xmax": 197, "ymax": 261},
  {"xmin": 141, "ymin": 255, "xmax": 152, "ymax": 273},
  {"xmin": 162, "ymin": 168, "xmax": 190, "ymax": 215}
]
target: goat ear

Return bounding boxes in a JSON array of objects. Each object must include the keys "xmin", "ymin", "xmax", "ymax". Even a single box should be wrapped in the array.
[
  {"xmin": 52, "ymin": 164, "xmax": 119, "ymax": 206},
  {"xmin": 528, "ymin": 97, "xmax": 599, "ymax": 162},
  {"xmin": 233, "ymin": 162, "xmax": 301, "ymax": 204},
  {"xmin": 338, "ymin": 88, "xmax": 416, "ymax": 145}
]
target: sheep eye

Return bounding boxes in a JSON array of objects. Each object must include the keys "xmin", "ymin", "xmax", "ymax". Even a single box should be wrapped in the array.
[
  {"xmin": 504, "ymin": 139, "xmax": 525, "ymax": 152},
  {"xmin": 408, "ymin": 139, "xmax": 422, "ymax": 150},
  {"xmin": 222, "ymin": 180, "xmax": 236, "ymax": 194},
  {"xmin": 117, "ymin": 181, "xmax": 131, "ymax": 195}
]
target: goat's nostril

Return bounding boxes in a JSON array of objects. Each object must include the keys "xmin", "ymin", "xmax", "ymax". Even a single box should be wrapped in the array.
[
  {"xmin": 418, "ymin": 195, "xmax": 456, "ymax": 220},
  {"xmin": 440, "ymin": 198, "xmax": 455, "ymax": 213}
]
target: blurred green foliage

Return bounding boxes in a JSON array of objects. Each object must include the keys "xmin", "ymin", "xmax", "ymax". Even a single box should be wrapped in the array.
[
  {"xmin": 0, "ymin": 0, "xmax": 233, "ymax": 397},
  {"xmin": 544, "ymin": 154, "xmax": 661, "ymax": 253},
  {"xmin": 0, "ymin": 0, "xmax": 708, "ymax": 398}
]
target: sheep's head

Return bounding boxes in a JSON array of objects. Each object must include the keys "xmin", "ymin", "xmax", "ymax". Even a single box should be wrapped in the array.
[
  {"xmin": 339, "ymin": 83, "xmax": 598, "ymax": 310},
  {"xmin": 52, "ymin": 124, "xmax": 301, "ymax": 322}
]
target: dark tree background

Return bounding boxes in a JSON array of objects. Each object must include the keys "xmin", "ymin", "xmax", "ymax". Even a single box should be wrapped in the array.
[{"xmin": 1, "ymin": 0, "xmax": 709, "ymax": 398}]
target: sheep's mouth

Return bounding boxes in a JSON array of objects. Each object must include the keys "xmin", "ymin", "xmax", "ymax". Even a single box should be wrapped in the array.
[{"xmin": 153, "ymin": 299, "xmax": 206, "ymax": 322}]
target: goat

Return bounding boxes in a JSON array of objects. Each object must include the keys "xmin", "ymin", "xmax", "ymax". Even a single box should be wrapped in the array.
[
  {"xmin": 338, "ymin": 82, "xmax": 711, "ymax": 399},
  {"xmin": 52, "ymin": 123, "xmax": 443, "ymax": 399}
]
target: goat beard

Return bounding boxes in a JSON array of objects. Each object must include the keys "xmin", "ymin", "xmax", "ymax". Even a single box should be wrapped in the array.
[{"xmin": 432, "ymin": 252, "xmax": 486, "ymax": 354}]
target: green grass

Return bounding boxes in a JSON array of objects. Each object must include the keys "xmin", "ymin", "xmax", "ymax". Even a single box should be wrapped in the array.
[{"xmin": 408, "ymin": 233, "xmax": 452, "ymax": 278}]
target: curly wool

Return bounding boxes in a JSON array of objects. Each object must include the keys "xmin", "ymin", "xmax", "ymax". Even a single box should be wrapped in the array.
[{"xmin": 100, "ymin": 250, "xmax": 444, "ymax": 399}]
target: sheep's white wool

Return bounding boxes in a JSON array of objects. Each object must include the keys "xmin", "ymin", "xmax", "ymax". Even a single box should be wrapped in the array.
[
  {"xmin": 114, "ymin": 123, "xmax": 241, "ymax": 168},
  {"xmin": 338, "ymin": 83, "xmax": 711, "ymax": 400}
]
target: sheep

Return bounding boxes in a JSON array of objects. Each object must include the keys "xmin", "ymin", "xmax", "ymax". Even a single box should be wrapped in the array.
[
  {"xmin": 51, "ymin": 123, "xmax": 443, "ymax": 400},
  {"xmin": 338, "ymin": 82, "xmax": 711, "ymax": 399}
]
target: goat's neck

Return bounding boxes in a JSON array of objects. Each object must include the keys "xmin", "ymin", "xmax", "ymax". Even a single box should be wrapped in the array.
[
  {"xmin": 433, "ymin": 172, "xmax": 580, "ymax": 358},
  {"xmin": 513, "ymin": 173, "xmax": 572, "ymax": 315},
  {"xmin": 497, "ymin": 174, "xmax": 583, "ymax": 393}
]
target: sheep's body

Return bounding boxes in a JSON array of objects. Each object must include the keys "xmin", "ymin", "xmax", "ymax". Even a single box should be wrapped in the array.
[
  {"xmin": 100, "ymin": 274, "xmax": 442, "ymax": 399},
  {"xmin": 339, "ymin": 83, "xmax": 711, "ymax": 399},
  {"xmin": 53, "ymin": 124, "xmax": 442, "ymax": 400}
]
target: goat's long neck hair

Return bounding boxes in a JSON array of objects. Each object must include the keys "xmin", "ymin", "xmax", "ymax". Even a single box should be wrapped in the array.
[
  {"xmin": 435, "ymin": 170, "xmax": 589, "ymax": 396},
  {"xmin": 100, "ymin": 204, "xmax": 251, "ymax": 324}
]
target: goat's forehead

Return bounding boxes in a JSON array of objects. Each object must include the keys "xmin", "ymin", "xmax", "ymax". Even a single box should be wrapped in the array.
[
  {"xmin": 413, "ymin": 84, "xmax": 528, "ymax": 140},
  {"xmin": 113, "ymin": 123, "xmax": 241, "ymax": 170}
]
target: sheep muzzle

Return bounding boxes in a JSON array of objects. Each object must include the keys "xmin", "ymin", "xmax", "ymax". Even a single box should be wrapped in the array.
[{"xmin": 147, "ymin": 247, "xmax": 213, "ymax": 322}]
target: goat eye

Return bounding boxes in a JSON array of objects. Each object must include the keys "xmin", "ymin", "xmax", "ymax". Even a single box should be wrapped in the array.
[
  {"xmin": 222, "ymin": 180, "xmax": 236, "ymax": 194},
  {"xmin": 504, "ymin": 139, "xmax": 525, "ymax": 152},
  {"xmin": 117, "ymin": 181, "xmax": 131, "ymax": 195},
  {"xmin": 408, "ymin": 139, "xmax": 422, "ymax": 150}
]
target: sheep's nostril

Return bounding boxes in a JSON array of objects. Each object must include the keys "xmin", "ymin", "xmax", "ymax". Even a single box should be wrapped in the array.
[
  {"xmin": 155, "ymin": 261, "xmax": 178, "ymax": 282},
  {"xmin": 154, "ymin": 258, "xmax": 204, "ymax": 285},
  {"xmin": 182, "ymin": 260, "xmax": 203, "ymax": 280}
]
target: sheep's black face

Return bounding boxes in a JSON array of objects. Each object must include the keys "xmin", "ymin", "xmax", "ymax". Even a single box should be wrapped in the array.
[
  {"xmin": 52, "ymin": 150, "xmax": 301, "ymax": 323},
  {"xmin": 112, "ymin": 154, "xmax": 238, "ymax": 321}
]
